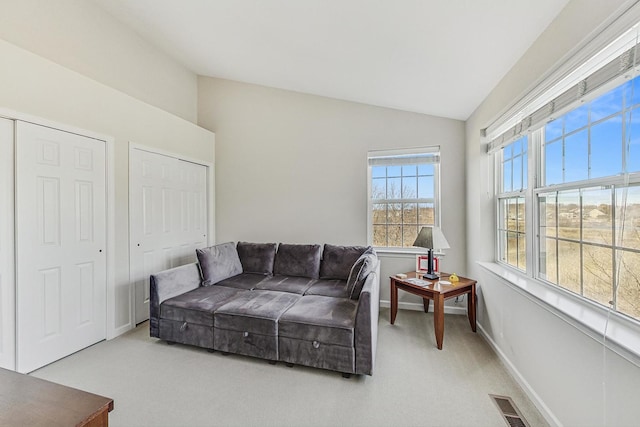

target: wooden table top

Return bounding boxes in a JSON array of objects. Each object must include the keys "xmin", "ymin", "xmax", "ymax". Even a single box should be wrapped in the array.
[
  {"xmin": 0, "ymin": 367, "xmax": 113, "ymax": 427},
  {"xmin": 391, "ymin": 271, "xmax": 476, "ymax": 295}
]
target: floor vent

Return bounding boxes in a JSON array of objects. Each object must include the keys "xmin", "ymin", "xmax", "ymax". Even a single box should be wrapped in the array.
[{"xmin": 490, "ymin": 394, "xmax": 530, "ymax": 427}]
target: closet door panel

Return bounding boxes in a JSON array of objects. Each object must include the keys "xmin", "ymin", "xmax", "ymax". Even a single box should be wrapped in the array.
[
  {"xmin": 16, "ymin": 121, "xmax": 107, "ymax": 373},
  {"xmin": 130, "ymin": 148, "xmax": 208, "ymax": 324}
]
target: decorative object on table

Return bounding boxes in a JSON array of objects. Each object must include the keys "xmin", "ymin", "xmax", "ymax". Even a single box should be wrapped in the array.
[
  {"xmin": 449, "ymin": 273, "xmax": 459, "ymax": 282},
  {"xmin": 412, "ymin": 226, "xmax": 450, "ymax": 280},
  {"xmin": 415, "ymin": 254, "xmax": 430, "ymax": 273},
  {"xmin": 406, "ymin": 277, "xmax": 432, "ymax": 287},
  {"xmin": 395, "ymin": 273, "xmax": 408, "ymax": 279}
]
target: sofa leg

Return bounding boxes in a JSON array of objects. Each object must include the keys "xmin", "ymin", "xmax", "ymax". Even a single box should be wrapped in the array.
[
  {"xmin": 268, "ymin": 360, "xmax": 277, "ymax": 365},
  {"xmin": 285, "ymin": 363, "xmax": 294, "ymax": 368},
  {"xmin": 222, "ymin": 352, "xmax": 230, "ymax": 356},
  {"xmin": 207, "ymin": 349, "xmax": 215, "ymax": 353},
  {"xmin": 342, "ymin": 373, "xmax": 352, "ymax": 379},
  {"xmin": 166, "ymin": 341, "xmax": 175, "ymax": 345}
]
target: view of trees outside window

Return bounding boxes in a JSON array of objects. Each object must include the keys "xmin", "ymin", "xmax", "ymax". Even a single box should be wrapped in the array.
[
  {"xmin": 498, "ymin": 196, "xmax": 526, "ymax": 270},
  {"xmin": 536, "ymin": 76, "xmax": 640, "ymax": 321},
  {"xmin": 371, "ymin": 163, "xmax": 436, "ymax": 248}
]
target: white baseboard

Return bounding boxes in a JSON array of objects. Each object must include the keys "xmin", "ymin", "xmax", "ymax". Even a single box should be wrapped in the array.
[
  {"xmin": 108, "ymin": 323, "xmax": 133, "ymax": 340},
  {"xmin": 379, "ymin": 300, "xmax": 468, "ymax": 315},
  {"xmin": 477, "ymin": 323, "xmax": 562, "ymax": 427}
]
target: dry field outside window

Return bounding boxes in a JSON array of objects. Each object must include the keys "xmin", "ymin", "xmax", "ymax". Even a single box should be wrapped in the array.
[
  {"xmin": 372, "ymin": 205, "xmax": 434, "ymax": 247},
  {"xmin": 532, "ymin": 198, "xmax": 640, "ymax": 320}
]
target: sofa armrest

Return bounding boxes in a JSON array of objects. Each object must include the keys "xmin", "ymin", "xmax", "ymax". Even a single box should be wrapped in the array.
[
  {"xmin": 149, "ymin": 262, "xmax": 202, "ymax": 337},
  {"xmin": 354, "ymin": 259, "xmax": 380, "ymax": 375}
]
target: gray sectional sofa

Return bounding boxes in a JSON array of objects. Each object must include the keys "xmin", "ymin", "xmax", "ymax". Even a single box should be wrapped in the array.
[{"xmin": 149, "ymin": 242, "xmax": 380, "ymax": 377}]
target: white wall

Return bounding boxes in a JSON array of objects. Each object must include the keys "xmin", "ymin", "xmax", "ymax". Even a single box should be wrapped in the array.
[
  {"xmin": 0, "ymin": 37, "xmax": 215, "ymax": 346},
  {"xmin": 198, "ymin": 77, "xmax": 466, "ymax": 310},
  {"xmin": 0, "ymin": 0, "xmax": 198, "ymax": 123},
  {"xmin": 465, "ymin": 0, "xmax": 640, "ymax": 425}
]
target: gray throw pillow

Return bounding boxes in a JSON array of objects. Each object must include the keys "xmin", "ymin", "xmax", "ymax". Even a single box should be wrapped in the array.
[
  {"xmin": 319, "ymin": 244, "xmax": 373, "ymax": 280},
  {"xmin": 237, "ymin": 242, "xmax": 277, "ymax": 275},
  {"xmin": 346, "ymin": 252, "xmax": 377, "ymax": 300},
  {"xmin": 273, "ymin": 243, "xmax": 322, "ymax": 278},
  {"xmin": 196, "ymin": 242, "xmax": 243, "ymax": 286}
]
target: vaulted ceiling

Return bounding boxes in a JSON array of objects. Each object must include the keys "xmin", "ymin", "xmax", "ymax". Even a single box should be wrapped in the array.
[{"xmin": 91, "ymin": 0, "xmax": 569, "ymax": 120}]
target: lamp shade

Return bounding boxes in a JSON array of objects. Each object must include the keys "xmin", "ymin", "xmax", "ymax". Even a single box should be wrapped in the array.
[{"xmin": 412, "ymin": 226, "xmax": 450, "ymax": 250}]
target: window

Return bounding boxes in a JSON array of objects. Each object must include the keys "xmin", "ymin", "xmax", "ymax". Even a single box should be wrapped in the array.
[
  {"xmin": 537, "ymin": 79, "xmax": 640, "ymax": 320},
  {"xmin": 368, "ymin": 147, "xmax": 440, "ymax": 249},
  {"xmin": 487, "ymin": 18, "xmax": 640, "ymax": 323},
  {"xmin": 491, "ymin": 69, "xmax": 640, "ymax": 321},
  {"xmin": 497, "ymin": 137, "xmax": 527, "ymax": 270}
]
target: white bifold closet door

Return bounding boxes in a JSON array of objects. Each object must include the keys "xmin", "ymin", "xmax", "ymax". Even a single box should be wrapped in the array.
[
  {"xmin": 16, "ymin": 121, "xmax": 107, "ymax": 373},
  {"xmin": 130, "ymin": 148, "xmax": 208, "ymax": 325}
]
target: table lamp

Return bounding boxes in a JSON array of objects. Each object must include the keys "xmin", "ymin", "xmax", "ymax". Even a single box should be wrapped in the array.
[{"xmin": 413, "ymin": 226, "xmax": 450, "ymax": 280}]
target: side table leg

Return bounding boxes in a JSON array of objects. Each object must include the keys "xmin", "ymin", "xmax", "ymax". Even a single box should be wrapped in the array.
[
  {"xmin": 390, "ymin": 280, "xmax": 398, "ymax": 325},
  {"xmin": 468, "ymin": 284, "xmax": 477, "ymax": 332},
  {"xmin": 434, "ymin": 293, "xmax": 444, "ymax": 350},
  {"xmin": 422, "ymin": 298, "xmax": 430, "ymax": 313}
]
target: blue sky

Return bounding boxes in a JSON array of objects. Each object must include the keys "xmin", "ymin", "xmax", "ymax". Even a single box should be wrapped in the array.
[{"xmin": 544, "ymin": 76, "xmax": 640, "ymax": 186}]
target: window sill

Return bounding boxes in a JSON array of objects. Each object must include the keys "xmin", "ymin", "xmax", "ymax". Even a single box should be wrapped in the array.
[
  {"xmin": 375, "ymin": 248, "xmax": 446, "ymax": 256},
  {"xmin": 478, "ymin": 261, "xmax": 640, "ymax": 367}
]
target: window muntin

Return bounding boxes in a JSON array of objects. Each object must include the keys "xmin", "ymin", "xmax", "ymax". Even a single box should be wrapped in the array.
[{"xmin": 369, "ymin": 149, "xmax": 439, "ymax": 249}]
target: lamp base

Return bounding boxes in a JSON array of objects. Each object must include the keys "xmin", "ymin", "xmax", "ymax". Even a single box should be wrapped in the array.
[{"xmin": 422, "ymin": 272, "xmax": 439, "ymax": 280}]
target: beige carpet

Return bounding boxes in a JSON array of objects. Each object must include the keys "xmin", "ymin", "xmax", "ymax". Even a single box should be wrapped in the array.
[{"xmin": 31, "ymin": 308, "xmax": 548, "ymax": 427}]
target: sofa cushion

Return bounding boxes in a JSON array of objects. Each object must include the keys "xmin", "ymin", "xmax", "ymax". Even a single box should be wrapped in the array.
[
  {"xmin": 237, "ymin": 242, "xmax": 277, "ymax": 275},
  {"xmin": 346, "ymin": 252, "xmax": 377, "ymax": 300},
  {"xmin": 161, "ymin": 285, "xmax": 247, "ymax": 326},
  {"xmin": 319, "ymin": 244, "xmax": 373, "ymax": 280},
  {"xmin": 196, "ymin": 242, "xmax": 243, "ymax": 286},
  {"xmin": 254, "ymin": 275, "xmax": 315, "ymax": 294},
  {"xmin": 279, "ymin": 295, "xmax": 358, "ymax": 347},
  {"xmin": 273, "ymin": 243, "xmax": 322, "ymax": 278},
  {"xmin": 305, "ymin": 279, "xmax": 349, "ymax": 298},
  {"xmin": 216, "ymin": 272, "xmax": 268, "ymax": 291},
  {"xmin": 214, "ymin": 290, "xmax": 301, "ymax": 336}
]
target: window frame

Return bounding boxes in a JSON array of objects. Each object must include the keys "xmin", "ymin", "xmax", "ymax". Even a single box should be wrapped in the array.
[
  {"xmin": 493, "ymin": 77, "xmax": 640, "ymax": 323},
  {"xmin": 367, "ymin": 147, "xmax": 442, "ymax": 252}
]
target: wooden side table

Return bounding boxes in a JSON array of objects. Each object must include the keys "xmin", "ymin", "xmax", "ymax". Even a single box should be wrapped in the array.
[{"xmin": 390, "ymin": 271, "xmax": 477, "ymax": 349}]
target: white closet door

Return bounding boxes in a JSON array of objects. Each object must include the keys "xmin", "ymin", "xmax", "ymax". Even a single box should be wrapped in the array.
[
  {"xmin": 0, "ymin": 118, "xmax": 15, "ymax": 370},
  {"xmin": 130, "ymin": 148, "xmax": 208, "ymax": 325},
  {"xmin": 16, "ymin": 121, "xmax": 107, "ymax": 373}
]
